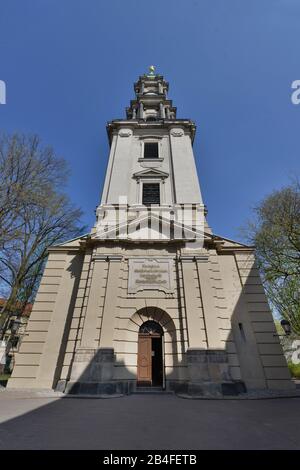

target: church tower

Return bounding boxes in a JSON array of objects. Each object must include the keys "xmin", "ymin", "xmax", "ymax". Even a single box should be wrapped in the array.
[
  {"xmin": 95, "ymin": 66, "xmax": 206, "ymax": 241},
  {"xmin": 8, "ymin": 68, "xmax": 294, "ymax": 395}
]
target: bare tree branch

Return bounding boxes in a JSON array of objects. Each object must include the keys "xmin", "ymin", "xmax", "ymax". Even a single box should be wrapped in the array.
[{"xmin": 0, "ymin": 133, "xmax": 86, "ymax": 336}]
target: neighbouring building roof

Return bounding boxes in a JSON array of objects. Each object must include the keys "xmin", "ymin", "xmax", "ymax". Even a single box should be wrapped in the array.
[{"xmin": 0, "ymin": 298, "xmax": 33, "ymax": 317}]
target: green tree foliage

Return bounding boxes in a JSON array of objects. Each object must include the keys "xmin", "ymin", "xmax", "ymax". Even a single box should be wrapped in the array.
[{"xmin": 246, "ymin": 181, "xmax": 300, "ymax": 334}]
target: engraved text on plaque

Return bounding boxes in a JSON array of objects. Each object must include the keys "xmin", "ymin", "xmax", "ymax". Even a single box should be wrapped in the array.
[{"xmin": 128, "ymin": 258, "xmax": 174, "ymax": 294}]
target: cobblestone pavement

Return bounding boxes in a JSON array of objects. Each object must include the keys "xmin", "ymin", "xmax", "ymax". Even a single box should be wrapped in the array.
[{"xmin": 1, "ymin": 390, "xmax": 300, "ymax": 449}]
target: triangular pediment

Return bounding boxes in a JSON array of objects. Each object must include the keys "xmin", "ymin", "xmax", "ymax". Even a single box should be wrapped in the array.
[
  {"xmin": 133, "ymin": 168, "xmax": 169, "ymax": 179},
  {"xmin": 95, "ymin": 212, "xmax": 208, "ymax": 242},
  {"xmin": 93, "ymin": 215, "xmax": 254, "ymax": 253}
]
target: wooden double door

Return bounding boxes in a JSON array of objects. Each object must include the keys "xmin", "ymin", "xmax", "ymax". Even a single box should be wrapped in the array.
[{"xmin": 137, "ymin": 333, "xmax": 163, "ymax": 387}]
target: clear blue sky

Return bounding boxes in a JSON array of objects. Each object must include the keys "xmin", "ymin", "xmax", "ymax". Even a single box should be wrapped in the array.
[{"xmin": 0, "ymin": 0, "xmax": 299, "ymax": 240}]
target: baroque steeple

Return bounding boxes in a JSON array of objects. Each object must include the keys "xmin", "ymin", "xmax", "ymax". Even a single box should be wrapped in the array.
[
  {"xmin": 125, "ymin": 66, "xmax": 177, "ymax": 121},
  {"xmin": 106, "ymin": 66, "xmax": 196, "ymax": 144}
]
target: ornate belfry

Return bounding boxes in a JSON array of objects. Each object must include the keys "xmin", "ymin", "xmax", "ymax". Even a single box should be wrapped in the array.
[{"xmin": 8, "ymin": 67, "xmax": 293, "ymax": 396}]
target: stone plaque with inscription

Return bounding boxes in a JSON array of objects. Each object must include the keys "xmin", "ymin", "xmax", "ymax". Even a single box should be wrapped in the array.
[{"xmin": 128, "ymin": 258, "xmax": 174, "ymax": 294}]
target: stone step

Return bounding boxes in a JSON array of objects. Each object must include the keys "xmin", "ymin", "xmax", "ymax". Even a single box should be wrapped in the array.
[{"xmin": 133, "ymin": 387, "xmax": 174, "ymax": 395}]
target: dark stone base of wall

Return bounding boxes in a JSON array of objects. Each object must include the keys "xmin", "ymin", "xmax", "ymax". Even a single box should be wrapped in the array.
[
  {"xmin": 187, "ymin": 380, "xmax": 247, "ymax": 397},
  {"xmin": 61, "ymin": 380, "xmax": 185, "ymax": 395},
  {"xmin": 63, "ymin": 380, "xmax": 135, "ymax": 395},
  {"xmin": 57, "ymin": 379, "xmax": 246, "ymax": 396},
  {"xmin": 222, "ymin": 381, "xmax": 247, "ymax": 396},
  {"xmin": 167, "ymin": 381, "xmax": 188, "ymax": 394}
]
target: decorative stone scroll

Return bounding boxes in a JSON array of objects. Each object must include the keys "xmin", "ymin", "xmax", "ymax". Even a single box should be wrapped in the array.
[
  {"xmin": 128, "ymin": 258, "xmax": 174, "ymax": 294},
  {"xmin": 170, "ymin": 128, "xmax": 184, "ymax": 137},
  {"xmin": 119, "ymin": 129, "xmax": 132, "ymax": 137}
]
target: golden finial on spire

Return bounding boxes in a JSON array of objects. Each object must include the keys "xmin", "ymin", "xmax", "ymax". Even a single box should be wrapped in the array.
[{"xmin": 148, "ymin": 65, "xmax": 156, "ymax": 76}]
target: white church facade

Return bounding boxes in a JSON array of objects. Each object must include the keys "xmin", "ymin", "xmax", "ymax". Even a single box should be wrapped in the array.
[{"xmin": 8, "ymin": 70, "xmax": 294, "ymax": 396}]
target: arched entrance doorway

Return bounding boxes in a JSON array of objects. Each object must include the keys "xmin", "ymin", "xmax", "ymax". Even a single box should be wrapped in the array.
[{"xmin": 137, "ymin": 320, "xmax": 164, "ymax": 387}]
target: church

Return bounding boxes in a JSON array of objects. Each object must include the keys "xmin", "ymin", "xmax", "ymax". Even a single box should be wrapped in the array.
[{"xmin": 8, "ymin": 68, "xmax": 293, "ymax": 396}]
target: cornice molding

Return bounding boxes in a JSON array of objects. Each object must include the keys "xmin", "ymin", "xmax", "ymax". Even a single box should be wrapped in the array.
[
  {"xmin": 180, "ymin": 256, "xmax": 196, "ymax": 262},
  {"xmin": 92, "ymin": 254, "xmax": 123, "ymax": 262},
  {"xmin": 138, "ymin": 135, "xmax": 163, "ymax": 140}
]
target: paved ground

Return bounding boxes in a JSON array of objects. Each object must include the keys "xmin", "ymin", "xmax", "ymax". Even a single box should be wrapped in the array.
[{"xmin": 1, "ymin": 391, "xmax": 300, "ymax": 449}]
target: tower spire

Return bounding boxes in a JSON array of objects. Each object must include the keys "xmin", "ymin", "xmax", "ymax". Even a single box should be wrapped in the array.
[{"xmin": 125, "ymin": 71, "xmax": 177, "ymax": 121}]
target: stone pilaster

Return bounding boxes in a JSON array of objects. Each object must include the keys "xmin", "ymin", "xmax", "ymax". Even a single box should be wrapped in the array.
[
  {"xmin": 99, "ymin": 255, "xmax": 122, "ymax": 348},
  {"xmin": 195, "ymin": 255, "xmax": 223, "ymax": 349},
  {"xmin": 160, "ymin": 102, "xmax": 165, "ymax": 118},
  {"xmin": 139, "ymin": 102, "xmax": 144, "ymax": 118},
  {"xmin": 80, "ymin": 257, "xmax": 108, "ymax": 348},
  {"xmin": 180, "ymin": 256, "xmax": 206, "ymax": 348}
]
